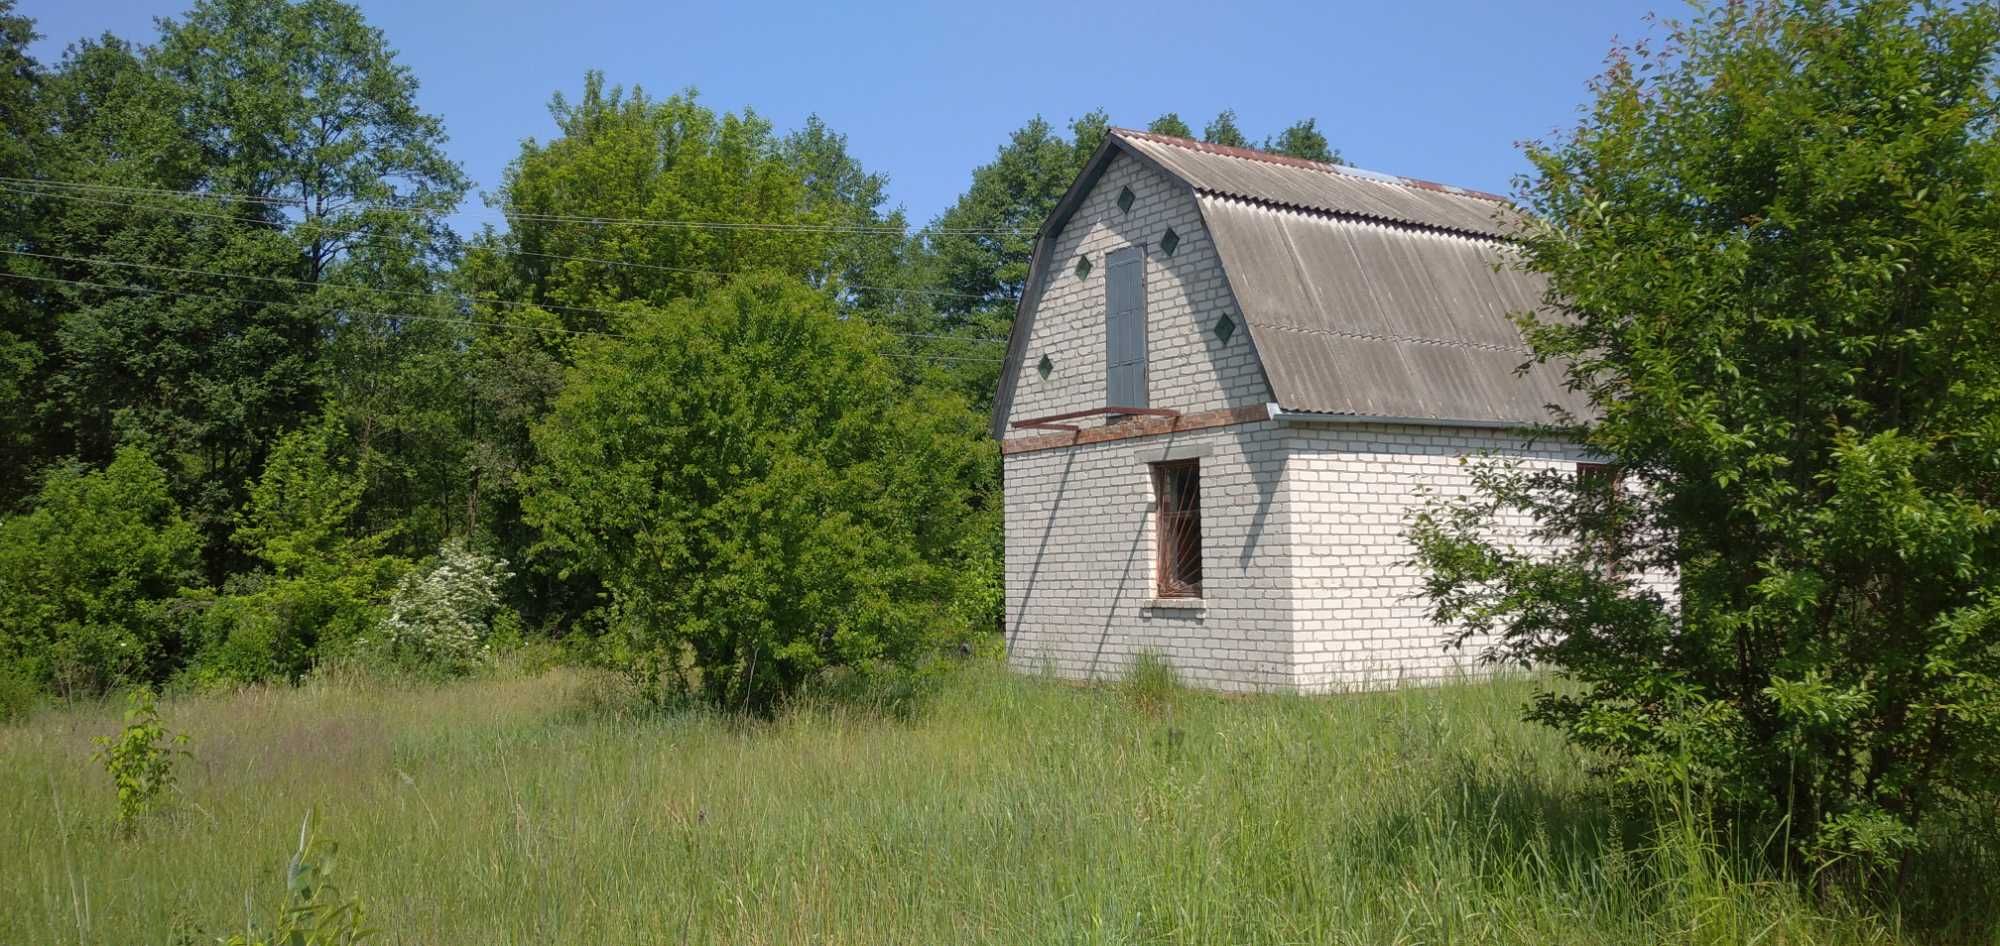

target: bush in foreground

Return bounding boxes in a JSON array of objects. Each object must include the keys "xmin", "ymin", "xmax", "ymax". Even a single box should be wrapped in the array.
[
  {"xmin": 0, "ymin": 448, "xmax": 201, "ymax": 696},
  {"xmin": 525, "ymin": 275, "xmax": 994, "ymax": 712}
]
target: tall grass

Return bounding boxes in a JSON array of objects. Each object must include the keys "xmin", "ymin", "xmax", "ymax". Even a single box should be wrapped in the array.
[{"xmin": 0, "ymin": 661, "xmax": 1987, "ymax": 944}]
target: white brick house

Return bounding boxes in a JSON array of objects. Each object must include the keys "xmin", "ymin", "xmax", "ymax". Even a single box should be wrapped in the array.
[{"xmin": 991, "ymin": 129, "xmax": 1592, "ymax": 693}]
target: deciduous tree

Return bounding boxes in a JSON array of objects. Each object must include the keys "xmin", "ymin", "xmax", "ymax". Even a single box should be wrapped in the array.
[{"xmin": 1410, "ymin": 0, "xmax": 2000, "ymax": 873}]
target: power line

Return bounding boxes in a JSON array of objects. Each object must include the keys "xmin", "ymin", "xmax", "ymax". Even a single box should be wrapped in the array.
[
  {"xmin": 0, "ymin": 175, "xmax": 1030, "ymax": 236},
  {"xmin": 0, "ymin": 183, "xmax": 1010, "ymax": 304},
  {"xmin": 0, "ymin": 268, "xmax": 1007, "ymax": 365},
  {"xmin": 0, "ymin": 270, "xmax": 626, "ymax": 340},
  {"xmin": 1, "ymin": 248, "xmax": 1008, "ymax": 349}
]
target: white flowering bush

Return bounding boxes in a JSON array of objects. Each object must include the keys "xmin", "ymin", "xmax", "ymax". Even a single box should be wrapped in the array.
[{"xmin": 379, "ymin": 541, "xmax": 512, "ymax": 674}]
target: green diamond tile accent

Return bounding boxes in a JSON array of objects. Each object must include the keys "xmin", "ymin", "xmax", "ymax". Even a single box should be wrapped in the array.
[
  {"xmin": 1160, "ymin": 227, "xmax": 1180, "ymax": 256},
  {"xmin": 1037, "ymin": 354, "xmax": 1053, "ymax": 379},
  {"xmin": 1213, "ymin": 312, "xmax": 1236, "ymax": 344},
  {"xmin": 1074, "ymin": 255, "xmax": 1091, "ymax": 280},
  {"xmin": 1116, "ymin": 186, "xmax": 1135, "ymax": 213}
]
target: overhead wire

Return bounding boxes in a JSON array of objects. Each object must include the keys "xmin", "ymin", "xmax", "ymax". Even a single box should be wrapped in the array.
[
  {"xmin": 0, "ymin": 248, "xmax": 1007, "ymax": 353},
  {"xmin": 0, "ymin": 175, "xmax": 1032, "ymax": 236},
  {"xmin": 0, "ymin": 265, "xmax": 1007, "ymax": 365},
  {"xmin": 0, "ymin": 182, "xmax": 1012, "ymax": 305}
]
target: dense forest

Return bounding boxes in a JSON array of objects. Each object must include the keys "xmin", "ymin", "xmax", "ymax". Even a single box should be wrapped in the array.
[{"xmin": 0, "ymin": 0, "xmax": 1341, "ymax": 712}]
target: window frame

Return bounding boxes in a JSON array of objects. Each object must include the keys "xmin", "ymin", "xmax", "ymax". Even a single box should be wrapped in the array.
[{"xmin": 1151, "ymin": 458, "xmax": 1203, "ymax": 599}]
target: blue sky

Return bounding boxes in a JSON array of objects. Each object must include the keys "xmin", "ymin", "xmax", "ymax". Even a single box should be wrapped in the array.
[{"xmin": 24, "ymin": 0, "xmax": 1666, "ymax": 234}]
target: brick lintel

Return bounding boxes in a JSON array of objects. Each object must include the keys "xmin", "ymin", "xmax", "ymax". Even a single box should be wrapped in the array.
[{"xmin": 1000, "ymin": 404, "xmax": 1271, "ymax": 455}]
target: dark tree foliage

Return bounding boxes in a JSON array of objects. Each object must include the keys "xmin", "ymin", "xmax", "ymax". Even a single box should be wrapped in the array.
[
  {"xmin": 0, "ymin": 0, "xmax": 44, "ymax": 510},
  {"xmin": 1146, "ymin": 112, "xmax": 1193, "ymax": 138},
  {"xmin": 1202, "ymin": 109, "xmax": 1248, "ymax": 147},
  {"xmin": 1264, "ymin": 118, "xmax": 1342, "ymax": 164},
  {"xmin": 1410, "ymin": 0, "xmax": 2000, "ymax": 873}
]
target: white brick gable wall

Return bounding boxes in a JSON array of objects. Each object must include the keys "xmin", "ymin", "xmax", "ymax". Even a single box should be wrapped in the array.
[{"xmin": 1002, "ymin": 153, "xmax": 1268, "ymax": 442}]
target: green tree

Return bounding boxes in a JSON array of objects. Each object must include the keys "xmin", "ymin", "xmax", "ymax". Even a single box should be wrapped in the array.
[
  {"xmin": 0, "ymin": 448, "xmax": 201, "ymax": 696},
  {"xmin": 780, "ymin": 113, "xmax": 913, "ymax": 311},
  {"xmin": 0, "ymin": 1, "xmax": 44, "ymax": 510},
  {"xmin": 524, "ymin": 275, "xmax": 993, "ymax": 711},
  {"xmin": 1264, "ymin": 118, "xmax": 1342, "ymax": 164},
  {"xmin": 476, "ymin": 75, "xmax": 828, "ymax": 324},
  {"xmin": 28, "ymin": 0, "xmax": 465, "ymax": 579},
  {"xmin": 1147, "ymin": 112, "xmax": 1193, "ymax": 138},
  {"xmin": 1202, "ymin": 109, "xmax": 1247, "ymax": 147},
  {"xmin": 916, "ymin": 111, "xmax": 1105, "ymax": 324},
  {"xmin": 152, "ymin": 0, "xmax": 466, "ymax": 281},
  {"xmin": 194, "ymin": 418, "xmax": 402, "ymax": 682},
  {"xmin": 1409, "ymin": 0, "xmax": 2000, "ymax": 873}
]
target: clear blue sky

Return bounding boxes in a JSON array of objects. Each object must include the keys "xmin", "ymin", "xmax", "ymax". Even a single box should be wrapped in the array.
[{"xmin": 23, "ymin": 0, "xmax": 1666, "ymax": 233}]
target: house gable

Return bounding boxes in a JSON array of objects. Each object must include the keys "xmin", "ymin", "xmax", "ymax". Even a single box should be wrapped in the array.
[{"xmin": 996, "ymin": 149, "xmax": 1273, "ymax": 445}]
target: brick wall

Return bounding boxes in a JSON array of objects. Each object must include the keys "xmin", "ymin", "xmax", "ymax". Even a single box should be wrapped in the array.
[
  {"xmin": 1281, "ymin": 422, "xmax": 1590, "ymax": 690},
  {"xmin": 1002, "ymin": 421, "xmax": 1296, "ymax": 692},
  {"xmin": 1002, "ymin": 152, "xmax": 1268, "ymax": 442}
]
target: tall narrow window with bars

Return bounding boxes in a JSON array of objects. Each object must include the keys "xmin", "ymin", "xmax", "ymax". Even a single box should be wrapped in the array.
[{"xmin": 1152, "ymin": 459, "xmax": 1203, "ymax": 598}]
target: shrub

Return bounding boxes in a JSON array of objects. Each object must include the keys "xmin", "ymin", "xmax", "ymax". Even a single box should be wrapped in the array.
[
  {"xmin": 194, "ymin": 420, "xmax": 405, "ymax": 683},
  {"xmin": 0, "ymin": 662, "xmax": 35, "ymax": 724},
  {"xmin": 379, "ymin": 540, "xmax": 512, "ymax": 674},
  {"xmin": 1410, "ymin": 0, "xmax": 2000, "ymax": 874},
  {"xmin": 0, "ymin": 448, "xmax": 202, "ymax": 696},
  {"xmin": 524, "ymin": 275, "xmax": 994, "ymax": 712},
  {"xmin": 93, "ymin": 688, "xmax": 188, "ymax": 835}
]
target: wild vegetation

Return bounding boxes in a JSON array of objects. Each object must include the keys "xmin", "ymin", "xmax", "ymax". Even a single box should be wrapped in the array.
[
  {"xmin": 0, "ymin": 0, "xmax": 1336, "ymax": 712},
  {"xmin": 1, "ymin": 0, "xmax": 1995, "ymax": 939},
  {"xmin": 6, "ymin": 661, "xmax": 1996, "ymax": 945},
  {"xmin": 1411, "ymin": 0, "xmax": 2000, "ymax": 885}
]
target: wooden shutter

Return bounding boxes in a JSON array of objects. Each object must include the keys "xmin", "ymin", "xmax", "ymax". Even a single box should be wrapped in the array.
[{"xmin": 1105, "ymin": 247, "xmax": 1147, "ymax": 408}]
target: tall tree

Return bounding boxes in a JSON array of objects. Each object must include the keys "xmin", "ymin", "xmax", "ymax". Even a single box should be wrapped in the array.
[
  {"xmin": 19, "ymin": 0, "xmax": 466, "ymax": 578},
  {"xmin": 32, "ymin": 37, "xmax": 314, "ymax": 572},
  {"xmin": 780, "ymin": 113, "xmax": 912, "ymax": 312},
  {"xmin": 152, "ymin": 0, "xmax": 467, "ymax": 282},
  {"xmin": 1410, "ymin": 0, "xmax": 2000, "ymax": 873},
  {"xmin": 1202, "ymin": 109, "xmax": 1248, "ymax": 147},
  {"xmin": 0, "ymin": 0, "xmax": 43, "ymax": 510},
  {"xmin": 473, "ymin": 75, "xmax": 829, "ymax": 324},
  {"xmin": 916, "ymin": 110, "xmax": 1106, "ymax": 325},
  {"xmin": 1265, "ymin": 118, "xmax": 1342, "ymax": 164},
  {"xmin": 1147, "ymin": 112, "xmax": 1193, "ymax": 138}
]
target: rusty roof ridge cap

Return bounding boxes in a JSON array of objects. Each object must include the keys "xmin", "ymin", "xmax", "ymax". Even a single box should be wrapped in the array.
[
  {"xmin": 1111, "ymin": 127, "xmax": 1513, "ymax": 205},
  {"xmin": 1249, "ymin": 318, "xmax": 1533, "ymax": 356},
  {"xmin": 1195, "ymin": 189, "xmax": 1515, "ymax": 243}
]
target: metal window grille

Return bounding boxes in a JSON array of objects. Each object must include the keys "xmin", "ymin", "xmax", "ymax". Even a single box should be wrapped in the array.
[{"xmin": 1153, "ymin": 460, "xmax": 1203, "ymax": 598}]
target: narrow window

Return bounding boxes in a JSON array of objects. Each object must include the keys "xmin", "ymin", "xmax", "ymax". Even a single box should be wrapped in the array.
[
  {"xmin": 1105, "ymin": 246, "xmax": 1147, "ymax": 410},
  {"xmin": 1153, "ymin": 459, "xmax": 1203, "ymax": 598}
]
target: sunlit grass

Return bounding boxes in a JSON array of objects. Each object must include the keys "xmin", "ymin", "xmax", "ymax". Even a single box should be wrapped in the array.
[{"xmin": 0, "ymin": 661, "xmax": 1983, "ymax": 944}]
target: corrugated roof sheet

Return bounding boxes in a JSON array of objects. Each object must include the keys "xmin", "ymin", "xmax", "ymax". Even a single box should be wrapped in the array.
[
  {"xmin": 1115, "ymin": 129, "xmax": 1520, "ymax": 238},
  {"xmin": 1200, "ymin": 195, "xmax": 1585, "ymax": 424},
  {"xmin": 989, "ymin": 129, "xmax": 1585, "ymax": 437}
]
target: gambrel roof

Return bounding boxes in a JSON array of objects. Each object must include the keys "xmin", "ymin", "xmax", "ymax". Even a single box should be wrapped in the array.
[{"xmin": 991, "ymin": 128, "xmax": 1588, "ymax": 437}]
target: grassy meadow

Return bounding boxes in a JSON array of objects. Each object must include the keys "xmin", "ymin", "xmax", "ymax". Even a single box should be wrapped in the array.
[{"xmin": 1, "ymin": 662, "xmax": 1992, "ymax": 945}]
